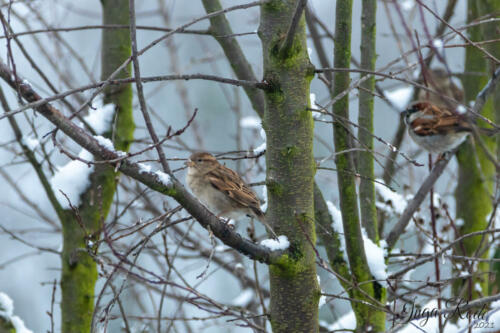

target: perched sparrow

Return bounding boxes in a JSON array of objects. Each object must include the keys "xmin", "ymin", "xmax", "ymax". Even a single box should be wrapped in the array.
[
  {"xmin": 185, "ymin": 152, "xmax": 277, "ymax": 239},
  {"xmin": 402, "ymin": 102, "xmax": 472, "ymax": 153}
]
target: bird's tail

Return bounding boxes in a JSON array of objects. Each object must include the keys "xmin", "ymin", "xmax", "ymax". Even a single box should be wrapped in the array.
[
  {"xmin": 478, "ymin": 127, "xmax": 500, "ymax": 136},
  {"xmin": 252, "ymin": 208, "xmax": 278, "ymax": 240}
]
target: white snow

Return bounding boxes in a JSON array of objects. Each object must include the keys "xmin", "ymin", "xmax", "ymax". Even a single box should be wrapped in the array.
[
  {"xmin": 154, "ymin": 170, "xmax": 171, "ymax": 186},
  {"xmin": 239, "ymin": 116, "xmax": 261, "ymax": 129},
  {"xmin": 253, "ymin": 142, "xmax": 266, "ymax": 154},
  {"xmin": 253, "ymin": 127, "xmax": 267, "ymax": 154},
  {"xmin": 232, "ymin": 289, "xmax": 253, "ymax": 307},
  {"xmin": 327, "ymin": 201, "xmax": 350, "ymax": 266},
  {"xmin": 51, "ymin": 149, "xmax": 94, "ymax": 209},
  {"xmin": 0, "ymin": 292, "xmax": 33, "ymax": 333},
  {"xmin": 260, "ymin": 235, "xmax": 290, "ymax": 251},
  {"xmin": 310, "ymin": 93, "xmax": 316, "ymax": 106},
  {"xmin": 317, "ymin": 275, "xmax": 326, "ymax": 308},
  {"xmin": 261, "ymin": 185, "xmax": 268, "ymax": 211},
  {"xmin": 11, "ymin": 316, "xmax": 33, "ymax": 333},
  {"xmin": 94, "ymin": 135, "xmax": 115, "ymax": 151},
  {"xmin": 362, "ymin": 231, "xmax": 388, "ymax": 284},
  {"xmin": 432, "ymin": 39, "xmax": 444, "ymax": 52},
  {"xmin": 385, "ymin": 86, "xmax": 413, "ymax": 109},
  {"xmin": 138, "ymin": 163, "xmax": 152, "ymax": 174},
  {"xmin": 318, "ymin": 295, "xmax": 327, "ymax": 308},
  {"xmin": 84, "ymin": 100, "xmax": 115, "ymax": 135},
  {"xmin": 21, "ymin": 136, "xmax": 39, "ymax": 150},
  {"xmin": 0, "ymin": 292, "xmax": 13, "ymax": 317},
  {"xmin": 215, "ymin": 244, "xmax": 230, "ymax": 252},
  {"xmin": 260, "ymin": 128, "xmax": 266, "ymax": 140},
  {"xmin": 375, "ymin": 180, "xmax": 408, "ymax": 215},
  {"xmin": 455, "ymin": 105, "xmax": 465, "ymax": 115},
  {"xmin": 310, "ymin": 93, "xmax": 322, "ymax": 119}
]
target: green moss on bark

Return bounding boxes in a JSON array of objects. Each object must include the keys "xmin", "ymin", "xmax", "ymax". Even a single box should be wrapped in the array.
[
  {"xmin": 60, "ymin": 1, "xmax": 134, "ymax": 331},
  {"xmin": 260, "ymin": 1, "xmax": 319, "ymax": 331},
  {"xmin": 332, "ymin": 0, "xmax": 385, "ymax": 331},
  {"xmin": 454, "ymin": 0, "xmax": 497, "ymax": 299}
]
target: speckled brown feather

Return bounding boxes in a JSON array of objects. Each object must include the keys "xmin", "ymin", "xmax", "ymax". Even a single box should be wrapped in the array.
[
  {"xmin": 206, "ymin": 164, "xmax": 264, "ymax": 217},
  {"xmin": 410, "ymin": 102, "xmax": 471, "ymax": 136}
]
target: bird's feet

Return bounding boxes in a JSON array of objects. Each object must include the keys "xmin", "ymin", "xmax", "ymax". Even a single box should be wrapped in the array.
[{"xmin": 216, "ymin": 214, "xmax": 235, "ymax": 229}]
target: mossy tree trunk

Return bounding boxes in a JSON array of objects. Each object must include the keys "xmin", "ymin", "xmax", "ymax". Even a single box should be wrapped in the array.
[
  {"xmin": 201, "ymin": 1, "xmax": 351, "ymax": 289},
  {"xmin": 332, "ymin": 0, "xmax": 385, "ymax": 331},
  {"xmin": 358, "ymin": 0, "xmax": 379, "ymax": 242},
  {"xmin": 454, "ymin": 0, "xmax": 497, "ymax": 298},
  {"xmin": 60, "ymin": 1, "xmax": 134, "ymax": 331},
  {"xmin": 477, "ymin": 0, "xmax": 500, "ymax": 295},
  {"xmin": 259, "ymin": 1, "xmax": 319, "ymax": 331}
]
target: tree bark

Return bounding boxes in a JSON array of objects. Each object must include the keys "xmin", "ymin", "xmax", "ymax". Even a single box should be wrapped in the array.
[
  {"xmin": 332, "ymin": 0, "xmax": 385, "ymax": 331},
  {"xmin": 259, "ymin": 1, "xmax": 319, "ymax": 331},
  {"xmin": 358, "ymin": 0, "xmax": 379, "ymax": 242},
  {"xmin": 60, "ymin": 1, "xmax": 134, "ymax": 331},
  {"xmin": 454, "ymin": 0, "xmax": 497, "ymax": 298}
]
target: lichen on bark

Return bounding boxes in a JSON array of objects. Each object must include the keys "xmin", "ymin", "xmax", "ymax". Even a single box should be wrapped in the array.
[{"xmin": 259, "ymin": 1, "xmax": 319, "ymax": 331}]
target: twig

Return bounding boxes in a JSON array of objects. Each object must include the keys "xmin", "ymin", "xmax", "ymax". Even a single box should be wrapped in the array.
[
  {"xmin": 279, "ymin": 0, "xmax": 307, "ymax": 56},
  {"xmin": 415, "ymin": 0, "xmax": 500, "ymax": 64},
  {"xmin": 0, "ymin": 59, "xmax": 283, "ymax": 265},
  {"xmin": 0, "ymin": 74, "xmax": 267, "ymax": 123},
  {"xmin": 386, "ymin": 67, "xmax": 500, "ymax": 249}
]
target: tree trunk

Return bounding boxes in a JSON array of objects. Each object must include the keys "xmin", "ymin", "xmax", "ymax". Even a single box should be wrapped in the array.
[
  {"xmin": 332, "ymin": 0, "xmax": 385, "ymax": 331},
  {"xmin": 60, "ymin": 1, "xmax": 134, "ymax": 331},
  {"xmin": 454, "ymin": 0, "xmax": 496, "ymax": 299},
  {"xmin": 259, "ymin": 1, "xmax": 319, "ymax": 331},
  {"xmin": 358, "ymin": 0, "xmax": 379, "ymax": 242}
]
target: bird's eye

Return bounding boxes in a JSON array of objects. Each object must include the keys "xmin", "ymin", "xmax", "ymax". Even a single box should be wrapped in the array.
[{"xmin": 197, "ymin": 159, "xmax": 202, "ymax": 162}]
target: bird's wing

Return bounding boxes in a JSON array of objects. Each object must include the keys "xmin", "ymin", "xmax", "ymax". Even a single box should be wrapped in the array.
[
  {"xmin": 207, "ymin": 165, "xmax": 262, "ymax": 214},
  {"xmin": 411, "ymin": 104, "xmax": 471, "ymax": 136}
]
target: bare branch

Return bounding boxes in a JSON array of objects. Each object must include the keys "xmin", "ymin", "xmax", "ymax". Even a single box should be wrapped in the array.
[
  {"xmin": 279, "ymin": 0, "xmax": 308, "ymax": 56},
  {"xmin": 0, "ymin": 59, "xmax": 284, "ymax": 265}
]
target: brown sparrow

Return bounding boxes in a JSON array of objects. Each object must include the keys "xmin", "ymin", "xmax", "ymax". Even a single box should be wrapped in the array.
[
  {"xmin": 402, "ymin": 102, "xmax": 472, "ymax": 153},
  {"xmin": 185, "ymin": 152, "xmax": 277, "ymax": 239}
]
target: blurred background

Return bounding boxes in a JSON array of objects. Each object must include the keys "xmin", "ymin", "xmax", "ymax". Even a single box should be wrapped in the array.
[{"xmin": 0, "ymin": 0, "xmax": 472, "ymax": 331}]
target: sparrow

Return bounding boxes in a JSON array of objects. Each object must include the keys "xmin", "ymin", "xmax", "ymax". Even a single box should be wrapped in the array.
[
  {"xmin": 185, "ymin": 152, "xmax": 277, "ymax": 239},
  {"xmin": 402, "ymin": 102, "xmax": 472, "ymax": 153}
]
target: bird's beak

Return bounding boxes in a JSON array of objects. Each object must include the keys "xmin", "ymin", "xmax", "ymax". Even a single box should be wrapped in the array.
[{"xmin": 185, "ymin": 160, "xmax": 194, "ymax": 167}]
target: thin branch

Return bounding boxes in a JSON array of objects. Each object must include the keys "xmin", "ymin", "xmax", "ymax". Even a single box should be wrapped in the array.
[
  {"xmin": 71, "ymin": 0, "xmax": 269, "ymax": 125},
  {"xmin": 202, "ymin": 0, "xmax": 266, "ymax": 116},
  {"xmin": 0, "ymin": 59, "xmax": 283, "ymax": 265},
  {"xmin": 279, "ymin": 0, "xmax": 307, "ymax": 56},
  {"xmin": 0, "ymin": 74, "xmax": 268, "ymax": 122},
  {"xmin": 386, "ymin": 66, "xmax": 500, "ymax": 249},
  {"xmin": 415, "ymin": 0, "xmax": 500, "ymax": 64},
  {"xmin": 0, "ymin": 24, "xmax": 211, "ymax": 39},
  {"xmin": 129, "ymin": 0, "xmax": 170, "ymax": 173}
]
